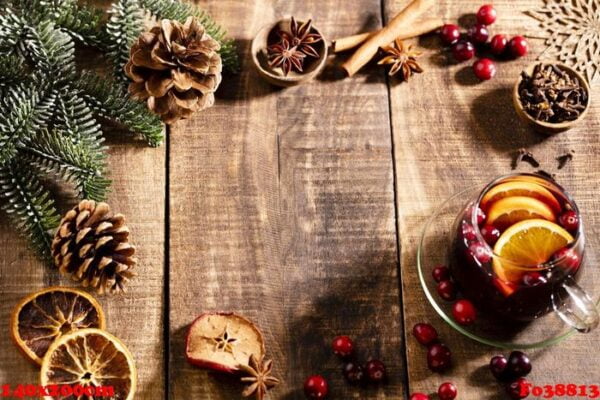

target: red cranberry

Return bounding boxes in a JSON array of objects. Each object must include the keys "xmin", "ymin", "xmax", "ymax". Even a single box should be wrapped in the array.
[
  {"xmin": 413, "ymin": 323, "xmax": 438, "ymax": 346},
  {"xmin": 477, "ymin": 4, "xmax": 497, "ymax": 25},
  {"xmin": 438, "ymin": 382, "xmax": 458, "ymax": 400},
  {"xmin": 467, "ymin": 242, "xmax": 492, "ymax": 264},
  {"xmin": 304, "ymin": 375, "xmax": 328, "ymax": 399},
  {"xmin": 480, "ymin": 224, "xmax": 500, "ymax": 246},
  {"xmin": 558, "ymin": 210, "xmax": 579, "ymax": 232},
  {"xmin": 440, "ymin": 24, "xmax": 461, "ymax": 45},
  {"xmin": 468, "ymin": 205, "xmax": 486, "ymax": 225},
  {"xmin": 437, "ymin": 280, "xmax": 456, "ymax": 301},
  {"xmin": 410, "ymin": 394, "xmax": 430, "ymax": 400},
  {"xmin": 508, "ymin": 36, "xmax": 528, "ymax": 58},
  {"xmin": 490, "ymin": 34, "xmax": 508, "ymax": 56},
  {"xmin": 432, "ymin": 265, "xmax": 450, "ymax": 282},
  {"xmin": 452, "ymin": 299, "xmax": 477, "ymax": 325},
  {"xmin": 489, "ymin": 355, "xmax": 509, "ymax": 381},
  {"xmin": 552, "ymin": 247, "xmax": 581, "ymax": 271},
  {"xmin": 452, "ymin": 40, "xmax": 476, "ymax": 62},
  {"xmin": 522, "ymin": 271, "xmax": 547, "ymax": 287},
  {"xmin": 507, "ymin": 351, "xmax": 532, "ymax": 378},
  {"xmin": 332, "ymin": 335, "xmax": 354, "ymax": 358},
  {"xmin": 365, "ymin": 359, "xmax": 387, "ymax": 383},
  {"xmin": 506, "ymin": 377, "xmax": 531, "ymax": 399},
  {"xmin": 468, "ymin": 24, "xmax": 490, "ymax": 44},
  {"xmin": 473, "ymin": 58, "xmax": 497, "ymax": 80},
  {"xmin": 342, "ymin": 362, "xmax": 365, "ymax": 385},
  {"xmin": 461, "ymin": 221, "xmax": 477, "ymax": 241},
  {"xmin": 427, "ymin": 343, "xmax": 452, "ymax": 372}
]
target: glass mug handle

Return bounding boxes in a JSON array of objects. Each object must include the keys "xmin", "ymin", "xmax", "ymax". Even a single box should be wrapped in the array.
[{"xmin": 552, "ymin": 277, "xmax": 599, "ymax": 333}]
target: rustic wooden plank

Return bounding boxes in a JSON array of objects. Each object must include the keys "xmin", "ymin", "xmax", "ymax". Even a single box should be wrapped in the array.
[
  {"xmin": 169, "ymin": 0, "xmax": 404, "ymax": 398},
  {"xmin": 386, "ymin": 0, "xmax": 600, "ymax": 398},
  {"xmin": 0, "ymin": 136, "xmax": 166, "ymax": 397}
]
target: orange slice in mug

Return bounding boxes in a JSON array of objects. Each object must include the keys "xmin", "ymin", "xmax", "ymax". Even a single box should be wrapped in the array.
[
  {"xmin": 492, "ymin": 219, "xmax": 574, "ymax": 284},
  {"xmin": 486, "ymin": 196, "xmax": 556, "ymax": 230},
  {"xmin": 480, "ymin": 180, "xmax": 561, "ymax": 213}
]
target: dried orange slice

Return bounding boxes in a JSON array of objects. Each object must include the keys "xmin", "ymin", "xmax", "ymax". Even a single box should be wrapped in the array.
[
  {"xmin": 480, "ymin": 180, "xmax": 561, "ymax": 213},
  {"xmin": 486, "ymin": 196, "xmax": 556, "ymax": 230},
  {"xmin": 41, "ymin": 328, "xmax": 136, "ymax": 400},
  {"xmin": 493, "ymin": 219, "xmax": 574, "ymax": 283},
  {"xmin": 11, "ymin": 287, "xmax": 105, "ymax": 365}
]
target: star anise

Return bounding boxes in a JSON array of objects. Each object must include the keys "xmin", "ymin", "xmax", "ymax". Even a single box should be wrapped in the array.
[
  {"xmin": 378, "ymin": 38, "xmax": 424, "ymax": 80},
  {"xmin": 279, "ymin": 17, "xmax": 323, "ymax": 58},
  {"xmin": 240, "ymin": 354, "xmax": 280, "ymax": 400},
  {"xmin": 267, "ymin": 37, "xmax": 306, "ymax": 76}
]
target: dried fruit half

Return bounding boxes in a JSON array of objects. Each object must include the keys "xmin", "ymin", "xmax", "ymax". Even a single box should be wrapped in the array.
[
  {"xmin": 11, "ymin": 287, "xmax": 105, "ymax": 365},
  {"xmin": 186, "ymin": 312, "xmax": 265, "ymax": 373},
  {"xmin": 41, "ymin": 328, "xmax": 136, "ymax": 400}
]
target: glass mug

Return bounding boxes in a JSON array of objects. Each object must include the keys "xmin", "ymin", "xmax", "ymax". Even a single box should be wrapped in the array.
[{"xmin": 449, "ymin": 173, "xmax": 599, "ymax": 332}]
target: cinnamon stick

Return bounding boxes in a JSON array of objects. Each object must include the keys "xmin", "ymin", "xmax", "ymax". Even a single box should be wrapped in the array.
[
  {"xmin": 332, "ymin": 18, "xmax": 443, "ymax": 53},
  {"xmin": 342, "ymin": 0, "xmax": 435, "ymax": 77}
]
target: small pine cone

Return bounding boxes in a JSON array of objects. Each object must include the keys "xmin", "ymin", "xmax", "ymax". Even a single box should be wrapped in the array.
[
  {"xmin": 125, "ymin": 16, "xmax": 223, "ymax": 124},
  {"xmin": 51, "ymin": 200, "xmax": 137, "ymax": 295}
]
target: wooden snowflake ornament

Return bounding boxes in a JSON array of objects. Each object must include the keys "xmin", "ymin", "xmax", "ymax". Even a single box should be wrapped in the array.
[{"xmin": 527, "ymin": 0, "xmax": 600, "ymax": 83}]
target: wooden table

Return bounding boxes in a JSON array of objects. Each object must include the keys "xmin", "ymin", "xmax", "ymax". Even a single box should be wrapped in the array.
[{"xmin": 1, "ymin": 0, "xmax": 599, "ymax": 398}]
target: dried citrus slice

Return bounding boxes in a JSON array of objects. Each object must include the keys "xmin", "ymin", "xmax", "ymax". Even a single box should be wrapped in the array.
[
  {"xmin": 186, "ymin": 312, "xmax": 265, "ymax": 374},
  {"xmin": 41, "ymin": 328, "xmax": 136, "ymax": 400},
  {"xmin": 493, "ymin": 219, "xmax": 574, "ymax": 283},
  {"xmin": 486, "ymin": 196, "xmax": 556, "ymax": 230},
  {"xmin": 480, "ymin": 180, "xmax": 561, "ymax": 213},
  {"xmin": 11, "ymin": 287, "xmax": 105, "ymax": 365}
]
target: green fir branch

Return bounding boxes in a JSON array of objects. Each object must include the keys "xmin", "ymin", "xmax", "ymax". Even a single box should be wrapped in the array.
[
  {"xmin": 54, "ymin": 3, "xmax": 107, "ymax": 47},
  {"xmin": 0, "ymin": 83, "xmax": 56, "ymax": 165},
  {"xmin": 75, "ymin": 71, "xmax": 164, "ymax": 147},
  {"xmin": 105, "ymin": 0, "xmax": 144, "ymax": 81},
  {"xmin": 0, "ymin": 8, "xmax": 28, "ymax": 53},
  {"xmin": 0, "ymin": 160, "xmax": 61, "ymax": 262},
  {"xmin": 20, "ymin": 21, "xmax": 76, "ymax": 80},
  {"xmin": 19, "ymin": 130, "xmax": 111, "ymax": 201},
  {"xmin": 0, "ymin": 54, "xmax": 28, "ymax": 95},
  {"xmin": 138, "ymin": 0, "xmax": 239, "ymax": 72}
]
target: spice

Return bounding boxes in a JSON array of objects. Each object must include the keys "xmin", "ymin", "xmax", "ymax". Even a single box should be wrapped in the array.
[
  {"xmin": 342, "ymin": 0, "xmax": 434, "ymax": 76},
  {"xmin": 556, "ymin": 150, "xmax": 574, "ymax": 169},
  {"xmin": 512, "ymin": 148, "xmax": 540, "ymax": 170},
  {"xmin": 240, "ymin": 354, "xmax": 280, "ymax": 400},
  {"xmin": 267, "ymin": 17, "xmax": 323, "ymax": 76},
  {"xmin": 378, "ymin": 38, "xmax": 423, "ymax": 80},
  {"xmin": 518, "ymin": 63, "xmax": 588, "ymax": 123}
]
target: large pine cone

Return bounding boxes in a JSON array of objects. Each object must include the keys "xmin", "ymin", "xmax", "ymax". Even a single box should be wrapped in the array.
[
  {"xmin": 125, "ymin": 16, "xmax": 223, "ymax": 124},
  {"xmin": 51, "ymin": 200, "xmax": 137, "ymax": 295}
]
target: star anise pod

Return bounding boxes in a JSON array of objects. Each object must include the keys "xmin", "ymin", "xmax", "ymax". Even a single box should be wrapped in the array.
[
  {"xmin": 279, "ymin": 17, "xmax": 323, "ymax": 58},
  {"xmin": 240, "ymin": 354, "xmax": 280, "ymax": 400},
  {"xmin": 267, "ymin": 37, "xmax": 306, "ymax": 76},
  {"xmin": 378, "ymin": 38, "xmax": 424, "ymax": 80}
]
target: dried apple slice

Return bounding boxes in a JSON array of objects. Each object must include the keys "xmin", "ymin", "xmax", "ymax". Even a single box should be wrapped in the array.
[
  {"xmin": 185, "ymin": 312, "xmax": 265, "ymax": 373},
  {"xmin": 11, "ymin": 287, "xmax": 105, "ymax": 365}
]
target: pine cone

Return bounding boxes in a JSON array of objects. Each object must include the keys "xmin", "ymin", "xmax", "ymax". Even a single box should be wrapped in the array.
[
  {"xmin": 51, "ymin": 200, "xmax": 137, "ymax": 295},
  {"xmin": 125, "ymin": 16, "xmax": 223, "ymax": 124}
]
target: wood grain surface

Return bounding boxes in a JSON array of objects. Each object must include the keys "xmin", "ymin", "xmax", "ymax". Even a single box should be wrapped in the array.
[
  {"xmin": 169, "ymin": 1, "xmax": 404, "ymax": 398},
  {"xmin": 1, "ymin": 0, "xmax": 600, "ymax": 399},
  {"xmin": 387, "ymin": 0, "xmax": 600, "ymax": 398}
]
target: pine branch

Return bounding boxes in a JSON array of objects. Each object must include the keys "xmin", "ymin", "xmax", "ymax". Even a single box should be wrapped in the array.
[
  {"xmin": 18, "ymin": 130, "xmax": 110, "ymax": 201},
  {"xmin": 54, "ymin": 3, "xmax": 107, "ymax": 47},
  {"xmin": 105, "ymin": 0, "xmax": 144, "ymax": 82},
  {"xmin": 0, "ymin": 83, "xmax": 56, "ymax": 165},
  {"xmin": 75, "ymin": 71, "xmax": 164, "ymax": 147},
  {"xmin": 53, "ymin": 89, "xmax": 106, "ymax": 151},
  {"xmin": 0, "ymin": 8, "xmax": 28, "ymax": 53},
  {"xmin": 138, "ymin": 0, "xmax": 239, "ymax": 72},
  {"xmin": 0, "ymin": 160, "xmax": 61, "ymax": 262},
  {"xmin": 0, "ymin": 54, "xmax": 28, "ymax": 95},
  {"xmin": 20, "ymin": 21, "xmax": 76, "ymax": 80}
]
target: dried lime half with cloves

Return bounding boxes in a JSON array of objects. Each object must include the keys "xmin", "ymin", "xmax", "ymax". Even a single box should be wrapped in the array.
[{"xmin": 185, "ymin": 312, "xmax": 265, "ymax": 373}]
